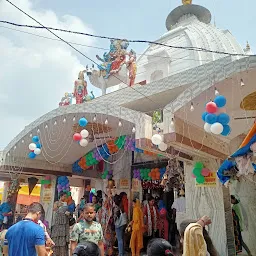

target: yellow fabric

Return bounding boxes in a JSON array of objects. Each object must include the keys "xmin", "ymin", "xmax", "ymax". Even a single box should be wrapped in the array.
[
  {"xmin": 19, "ymin": 185, "xmax": 41, "ymax": 196},
  {"xmin": 183, "ymin": 223, "xmax": 207, "ymax": 256},
  {"xmin": 130, "ymin": 200, "xmax": 144, "ymax": 256}
]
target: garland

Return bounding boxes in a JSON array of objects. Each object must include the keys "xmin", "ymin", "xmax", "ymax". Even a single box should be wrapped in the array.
[{"xmin": 72, "ymin": 135, "xmax": 164, "ymax": 173}]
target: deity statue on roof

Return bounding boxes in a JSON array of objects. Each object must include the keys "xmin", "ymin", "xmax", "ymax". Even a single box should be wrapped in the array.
[
  {"xmin": 182, "ymin": 0, "xmax": 192, "ymax": 5},
  {"xmin": 94, "ymin": 39, "xmax": 137, "ymax": 86},
  {"xmin": 73, "ymin": 70, "xmax": 88, "ymax": 104},
  {"xmin": 127, "ymin": 49, "xmax": 137, "ymax": 86},
  {"xmin": 59, "ymin": 92, "xmax": 73, "ymax": 107}
]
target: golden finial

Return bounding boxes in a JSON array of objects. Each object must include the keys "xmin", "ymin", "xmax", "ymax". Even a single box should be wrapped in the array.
[
  {"xmin": 246, "ymin": 41, "xmax": 250, "ymax": 51},
  {"xmin": 182, "ymin": 0, "xmax": 192, "ymax": 5}
]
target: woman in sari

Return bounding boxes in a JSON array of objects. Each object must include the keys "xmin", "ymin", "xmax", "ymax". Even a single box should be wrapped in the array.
[
  {"xmin": 231, "ymin": 195, "xmax": 252, "ymax": 256},
  {"xmin": 100, "ymin": 196, "xmax": 115, "ymax": 256},
  {"xmin": 130, "ymin": 199, "xmax": 144, "ymax": 256},
  {"xmin": 51, "ymin": 192, "xmax": 70, "ymax": 256}
]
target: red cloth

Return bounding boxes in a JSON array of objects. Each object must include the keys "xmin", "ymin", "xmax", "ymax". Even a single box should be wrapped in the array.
[{"xmin": 122, "ymin": 196, "xmax": 128, "ymax": 215}]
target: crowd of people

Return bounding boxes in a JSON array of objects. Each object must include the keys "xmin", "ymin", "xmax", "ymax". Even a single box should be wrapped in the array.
[{"xmin": 0, "ymin": 191, "xmax": 252, "ymax": 256}]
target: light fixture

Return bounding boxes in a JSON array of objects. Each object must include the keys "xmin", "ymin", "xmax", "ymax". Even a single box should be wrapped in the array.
[
  {"xmin": 240, "ymin": 79, "xmax": 245, "ymax": 86},
  {"xmin": 132, "ymin": 126, "xmax": 136, "ymax": 133},
  {"xmin": 37, "ymin": 129, "xmax": 40, "ymax": 134},
  {"xmin": 190, "ymin": 102, "xmax": 194, "ymax": 112},
  {"xmin": 14, "ymin": 146, "xmax": 16, "ymax": 150},
  {"xmin": 118, "ymin": 120, "xmax": 122, "ymax": 127},
  {"xmin": 7, "ymin": 152, "xmax": 10, "ymax": 156},
  {"xmin": 73, "ymin": 117, "xmax": 76, "ymax": 122},
  {"xmin": 93, "ymin": 115, "xmax": 97, "ymax": 122},
  {"xmin": 170, "ymin": 118, "xmax": 174, "ymax": 126},
  {"xmin": 21, "ymin": 140, "xmax": 24, "ymax": 143},
  {"xmin": 215, "ymin": 87, "xmax": 219, "ymax": 95},
  {"xmin": 63, "ymin": 118, "xmax": 66, "ymax": 123},
  {"xmin": 105, "ymin": 119, "xmax": 108, "ymax": 125},
  {"xmin": 30, "ymin": 133, "xmax": 32, "ymax": 138},
  {"xmin": 45, "ymin": 125, "xmax": 48, "ymax": 129},
  {"xmin": 54, "ymin": 121, "xmax": 57, "ymax": 125}
]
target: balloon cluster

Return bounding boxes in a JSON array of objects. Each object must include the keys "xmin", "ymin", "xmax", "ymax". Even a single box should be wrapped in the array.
[
  {"xmin": 107, "ymin": 140, "xmax": 119, "ymax": 154},
  {"xmin": 151, "ymin": 134, "xmax": 168, "ymax": 151},
  {"xmin": 202, "ymin": 95, "xmax": 231, "ymax": 136},
  {"xmin": 28, "ymin": 136, "xmax": 42, "ymax": 159},
  {"xmin": 8, "ymin": 179, "xmax": 20, "ymax": 196},
  {"xmin": 73, "ymin": 135, "xmax": 160, "ymax": 173},
  {"xmin": 86, "ymin": 151, "xmax": 98, "ymax": 166},
  {"xmin": 192, "ymin": 162, "xmax": 211, "ymax": 184},
  {"xmin": 101, "ymin": 169, "xmax": 113, "ymax": 180},
  {"xmin": 93, "ymin": 149, "xmax": 103, "ymax": 161},
  {"xmin": 115, "ymin": 135, "xmax": 126, "ymax": 150},
  {"xmin": 125, "ymin": 137, "xmax": 136, "ymax": 151},
  {"xmin": 41, "ymin": 175, "xmax": 51, "ymax": 188},
  {"xmin": 133, "ymin": 167, "xmax": 166, "ymax": 181},
  {"xmin": 57, "ymin": 176, "xmax": 71, "ymax": 196},
  {"xmin": 133, "ymin": 169, "xmax": 141, "ymax": 180},
  {"xmin": 73, "ymin": 118, "xmax": 89, "ymax": 147}
]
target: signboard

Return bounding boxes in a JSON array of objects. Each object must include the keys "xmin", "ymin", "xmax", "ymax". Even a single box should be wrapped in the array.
[
  {"xmin": 196, "ymin": 172, "xmax": 217, "ymax": 187},
  {"xmin": 132, "ymin": 179, "xmax": 140, "ymax": 191},
  {"xmin": 119, "ymin": 179, "xmax": 129, "ymax": 189},
  {"xmin": 41, "ymin": 185, "xmax": 52, "ymax": 203}
]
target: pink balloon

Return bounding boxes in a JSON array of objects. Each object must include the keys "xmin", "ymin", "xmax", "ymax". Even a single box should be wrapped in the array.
[
  {"xmin": 73, "ymin": 133, "xmax": 82, "ymax": 141},
  {"xmin": 206, "ymin": 102, "xmax": 217, "ymax": 113},
  {"xmin": 201, "ymin": 168, "xmax": 211, "ymax": 177},
  {"xmin": 192, "ymin": 173, "xmax": 196, "ymax": 178}
]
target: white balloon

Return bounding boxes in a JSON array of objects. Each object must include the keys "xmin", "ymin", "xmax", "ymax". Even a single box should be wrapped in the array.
[
  {"xmin": 80, "ymin": 129, "xmax": 89, "ymax": 138},
  {"xmin": 79, "ymin": 139, "xmax": 88, "ymax": 147},
  {"xmin": 151, "ymin": 134, "xmax": 163, "ymax": 145},
  {"xmin": 34, "ymin": 148, "xmax": 41, "ymax": 155},
  {"xmin": 204, "ymin": 123, "xmax": 212, "ymax": 133},
  {"xmin": 158, "ymin": 142, "xmax": 168, "ymax": 151},
  {"xmin": 210, "ymin": 122, "xmax": 224, "ymax": 135},
  {"xmin": 29, "ymin": 143, "xmax": 37, "ymax": 151}
]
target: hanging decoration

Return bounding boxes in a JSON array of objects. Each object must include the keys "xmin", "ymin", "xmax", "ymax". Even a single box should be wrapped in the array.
[
  {"xmin": 101, "ymin": 170, "xmax": 113, "ymax": 180},
  {"xmin": 7, "ymin": 179, "xmax": 21, "ymax": 197},
  {"xmin": 133, "ymin": 167, "xmax": 166, "ymax": 181},
  {"xmin": 41, "ymin": 175, "xmax": 52, "ymax": 189},
  {"xmin": 73, "ymin": 135, "xmax": 148, "ymax": 173},
  {"xmin": 28, "ymin": 136, "xmax": 42, "ymax": 159},
  {"xmin": 192, "ymin": 162, "xmax": 211, "ymax": 184},
  {"xmin": 73, "ymin": 118, "xmax": 89, "ymax": 147},
  {"xmin": 141, "ymin": 180, "xmax": 162, "ymax": 190},
  {"xmin": 202, "ymin": 95, "xmax": 231, "ymax": 136},
  {"xmin": 57, "ymin": 176, "xmax": 71, "ymax": 196},
  {"xmin": 217, "ymin": 122, "xmax": 256, "ymax": 184},
  {"xmin": 28, "ymin": 177, "xmax": 39, "ymax": 195}
]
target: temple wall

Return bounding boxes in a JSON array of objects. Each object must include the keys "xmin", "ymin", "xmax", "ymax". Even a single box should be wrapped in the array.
[{"xmin": 183, "ymin": 161, "xmax": 227, "ymax": 256}]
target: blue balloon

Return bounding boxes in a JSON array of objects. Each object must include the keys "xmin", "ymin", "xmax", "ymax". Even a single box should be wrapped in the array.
[
  {"xmin": 78, "ymin": 117, "xmax": 88, "ymax": 127},
  {"xmin": 221, "ymin": 125, "xmax": 231, "ymax": 136},
  {"xmin": 32, "ymin": 136, "xmax": 39, "ymax": 143},
  {"xmin": 28, "ymin": 152, "xmax": 36, "ymax": 159},
  {"xmin": 205, "ymin": 113, "xmax": 217, "ymax": 124},
  {"xmin": 202, "ymin": 112, "xmax": 208, "ymax": 122},
  {"xmin": 217, "ymin": 113, "xmax": 230, "ymax": 125},
  {"xmin": 36, "ymin": 143, "xmax": 42, "ymax": 149},
  {"xmin": 214, "ymin": 95, "xmax": 226, "ymax": 108}
]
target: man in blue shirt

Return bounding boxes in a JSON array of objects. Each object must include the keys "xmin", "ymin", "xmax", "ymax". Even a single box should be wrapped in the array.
[
  {"xmin": 0, "ymin": 196, "xmax": 12, "ymax": 229},
  {"xmin": 3, "ymin": 202, "xmax": 47, "ymax": 256}
]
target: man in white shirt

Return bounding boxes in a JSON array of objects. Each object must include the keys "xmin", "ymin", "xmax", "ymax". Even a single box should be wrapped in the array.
[{"xmin": 171, "ymin": 190, "xmax": 186, "ymax": 233}]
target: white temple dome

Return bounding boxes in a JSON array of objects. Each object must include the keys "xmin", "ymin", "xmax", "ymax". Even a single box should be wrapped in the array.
[{"xmin": 135, "ymin": 3, "xmax": 246, "ymax": 85}]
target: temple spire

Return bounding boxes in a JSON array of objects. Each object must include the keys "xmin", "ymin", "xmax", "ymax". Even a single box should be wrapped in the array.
[{"xmin": 182, "ymin": 0, "xmax": 192, "ymax": 5}]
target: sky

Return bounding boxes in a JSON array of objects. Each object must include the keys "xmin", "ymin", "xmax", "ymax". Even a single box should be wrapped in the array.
[{"xmin": 0, "ymin": 0, "xmax": 255, "ymax": 149}]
